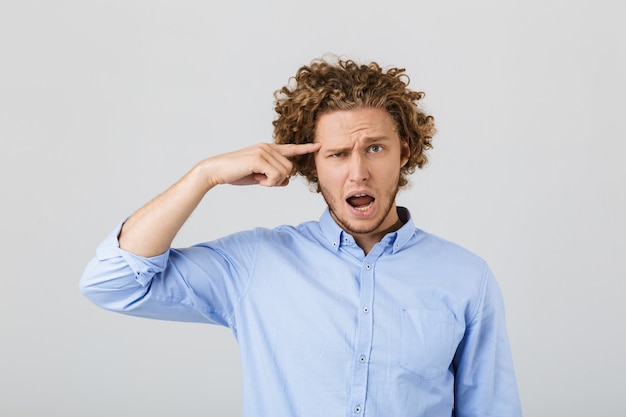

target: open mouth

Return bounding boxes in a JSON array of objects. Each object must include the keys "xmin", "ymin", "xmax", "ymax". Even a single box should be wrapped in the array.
[{"xmin": 347, "ymin": 193, "xmax": 375, "ymax": 212}]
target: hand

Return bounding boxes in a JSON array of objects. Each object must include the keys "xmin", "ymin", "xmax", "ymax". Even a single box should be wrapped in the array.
[{"xmin": 200, "ymin": 142, "xmax": 321, "ymax": 188}]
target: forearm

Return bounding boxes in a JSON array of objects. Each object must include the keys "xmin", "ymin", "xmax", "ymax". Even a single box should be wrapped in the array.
[
  {"xmin": 119, "ymin": 164, "xmax": 213, "ymax": 257},
  {"xmin": 116, "ymin": 142, "xmax": 321, "ymax": 257}
]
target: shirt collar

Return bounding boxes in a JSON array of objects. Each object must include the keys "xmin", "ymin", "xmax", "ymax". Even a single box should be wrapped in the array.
[{"xmin": 319, "ymin": 206, "xmax": 416, "ymax": 253}]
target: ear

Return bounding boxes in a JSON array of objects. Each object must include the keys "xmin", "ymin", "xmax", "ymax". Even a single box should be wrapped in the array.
[{"xmin": 400, "ymin": 138, "xmax": 410, "ymax": 168}]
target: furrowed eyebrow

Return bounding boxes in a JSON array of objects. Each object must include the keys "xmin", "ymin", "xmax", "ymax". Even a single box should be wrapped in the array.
[
  {"xmin": 323, "ymin": 136, "xmax": 392, "ymax": 154},
  {"xmin": 363, "ymin": 136, "xmax": 391, "ymax": 143},
  {"xmin": 323, "ymin": 146, "xmax": 350, "ymax": 154}
]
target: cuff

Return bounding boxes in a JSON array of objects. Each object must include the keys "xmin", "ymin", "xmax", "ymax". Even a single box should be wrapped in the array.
[{"xmin": 95, "ymin": 218, "xmax": 171, "ymax": 287}]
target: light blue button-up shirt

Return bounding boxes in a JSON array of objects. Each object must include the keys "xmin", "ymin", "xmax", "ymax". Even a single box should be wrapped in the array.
[{"xmin": 81, "ymin": 207, "xmax": 522, "ymax": 417}]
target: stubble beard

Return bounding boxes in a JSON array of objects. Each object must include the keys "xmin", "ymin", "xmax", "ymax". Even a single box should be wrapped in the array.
[{"xmin": 319, "ymin": 183, "xmax": 400, "ymax": 237}]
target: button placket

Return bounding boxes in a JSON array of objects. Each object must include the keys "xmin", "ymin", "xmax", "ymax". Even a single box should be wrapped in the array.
[{"xmin": 348, "ymin": 250, "xmax": 382, "ymax": 417}]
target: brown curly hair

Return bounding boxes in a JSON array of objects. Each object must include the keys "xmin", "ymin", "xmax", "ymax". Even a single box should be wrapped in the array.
[{"xmin": 273, "ymin": 55, "xmax": 436, "ymax": 189}]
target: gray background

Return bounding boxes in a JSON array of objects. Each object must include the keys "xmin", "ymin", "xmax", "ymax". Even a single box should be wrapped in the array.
[{"xmin": 1, "ymin": 0, "xmax": 624, "ymax": 416}]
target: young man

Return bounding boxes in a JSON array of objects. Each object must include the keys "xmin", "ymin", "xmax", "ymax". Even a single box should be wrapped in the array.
[{"xmin": 81, "ymin": 57, "xmax": 522, "ymax": 416}]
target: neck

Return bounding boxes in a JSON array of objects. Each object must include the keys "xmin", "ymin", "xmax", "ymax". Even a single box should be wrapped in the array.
[{"xmin": 353, "ymin": 216, "xmax": 405, "ymax": 255}]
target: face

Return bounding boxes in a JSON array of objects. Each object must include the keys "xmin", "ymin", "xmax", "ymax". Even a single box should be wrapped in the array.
[{"xmin": 313, "ymin": 107, "xmax": 410, "ymax": 243}]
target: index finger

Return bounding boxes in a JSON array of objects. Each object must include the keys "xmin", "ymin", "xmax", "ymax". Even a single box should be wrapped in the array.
[{"xmin": 275, "ymin": 142, "xmax": 322, "ymax": 157}]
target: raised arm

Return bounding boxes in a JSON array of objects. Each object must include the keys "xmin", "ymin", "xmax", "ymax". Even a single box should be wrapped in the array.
[{"xmin": 118, "ymin": 142, "xmax": 321, "ymax": 257}]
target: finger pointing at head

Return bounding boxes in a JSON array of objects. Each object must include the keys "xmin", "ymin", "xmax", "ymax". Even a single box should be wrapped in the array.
[{"xmin": 275, "ymin": 142, "xmax": 321, "ymax": 157}]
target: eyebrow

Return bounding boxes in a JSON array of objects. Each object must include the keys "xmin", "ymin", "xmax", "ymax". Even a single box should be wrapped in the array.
[{"xmin": 322, "ymin": 136, "xmax": 392, "ymax": 154}]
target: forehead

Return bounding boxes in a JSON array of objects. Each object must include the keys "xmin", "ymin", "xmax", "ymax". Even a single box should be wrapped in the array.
[{"xmin": 314, "ymin": 107, "xmax": 398, "ymax": 145}]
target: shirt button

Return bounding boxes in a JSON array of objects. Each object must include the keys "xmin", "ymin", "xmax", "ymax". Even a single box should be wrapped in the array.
[
  {"xmin": 362, "ymin": 306, "xmax": 370, "ymax": 314},
  {"xmin": 365, "ymin": 264, "xmax": 371, "ymax": 270},
  {"xmin": 359, "ymin": 355, "xmax": 366, "ymax": 363},
  {"xmin": 354, "ymin": 405, "xmax": 362, "ymax": 414}
]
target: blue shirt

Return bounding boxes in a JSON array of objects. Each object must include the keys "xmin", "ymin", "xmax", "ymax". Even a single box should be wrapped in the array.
[{"xmin": 80, "ymin": 207, "xmax": 522, "ymax": 417}]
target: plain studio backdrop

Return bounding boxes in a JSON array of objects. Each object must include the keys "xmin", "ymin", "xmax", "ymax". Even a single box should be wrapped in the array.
[{"xmin": 1, "ymin": 0, "xmax": 624, "ymax": 416}]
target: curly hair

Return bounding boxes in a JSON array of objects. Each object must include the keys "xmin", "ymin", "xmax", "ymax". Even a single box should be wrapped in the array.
[{"xmin": 273, "ymin": 55, "xmax": 436, "ymax": 189}]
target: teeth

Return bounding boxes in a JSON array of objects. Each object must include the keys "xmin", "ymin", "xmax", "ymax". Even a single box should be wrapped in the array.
[{"xmin": 354, "ymin": 201, "xmax": 374, "ymax": 211}]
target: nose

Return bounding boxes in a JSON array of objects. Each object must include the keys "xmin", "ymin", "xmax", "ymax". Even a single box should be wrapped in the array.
[{"xmin": 348, "ymin": 152, "xmax": 369, "ymax": 183}]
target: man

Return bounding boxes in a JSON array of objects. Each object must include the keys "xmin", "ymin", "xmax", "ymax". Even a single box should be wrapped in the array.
[{"xmin": 81, "ymin": 56, "xmax": 522, "ymax": 416}]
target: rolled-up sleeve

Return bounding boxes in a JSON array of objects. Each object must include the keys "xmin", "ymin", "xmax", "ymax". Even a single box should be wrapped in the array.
[{"xmin": 80, "ymin": 220, "xmax": 258, "ymax": 327}]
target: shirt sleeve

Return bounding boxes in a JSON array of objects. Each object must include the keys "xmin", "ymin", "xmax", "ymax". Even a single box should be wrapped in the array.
[
  {"xmin": 79, "ymin": 219, "xmax": 259, "ymax": 327},
  {"xmin": 452, "ymin": 264, "xmax": 523, "ymax": 417}
]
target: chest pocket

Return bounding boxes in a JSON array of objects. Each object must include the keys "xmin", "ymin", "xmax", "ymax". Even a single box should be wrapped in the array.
[{"xmin": 398, "ymin": 308, "xmax": 460, "ymax": 380}]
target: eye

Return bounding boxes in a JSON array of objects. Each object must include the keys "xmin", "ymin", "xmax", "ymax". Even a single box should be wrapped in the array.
[
  {"xmin": 369, "ymin": 145, "xmax": 383, "ymax": 153},
  {"xmin": 329, "ymin": 152, "xmax": 346, "ymax": 158}
]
